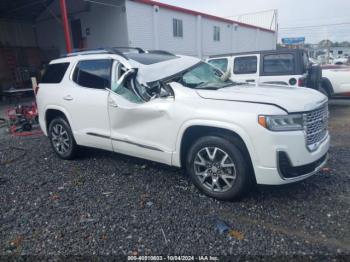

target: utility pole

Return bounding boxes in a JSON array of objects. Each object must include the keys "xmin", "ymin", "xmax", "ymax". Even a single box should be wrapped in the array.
[{"xmin": 59, "ymin": 0, "xmax": 72, "ymax": 53}]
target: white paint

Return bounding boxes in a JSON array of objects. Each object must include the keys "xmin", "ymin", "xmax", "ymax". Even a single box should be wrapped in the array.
[
  {"xmin": 322, "ymin": 68, "xmax": 350, "ymax": 95},
  {"xmin": 196, "ymin": 15, "xmax": 202, "ymax": 58},
  {"xmin": 152, "ymin": 5, "xmax": 160, "ymax": 49},
  {"xmin": 37, "ymin": 52, "xmax": 329, "ymax": 187},
  {"xmin": 125, "ymin": 1, "xmax": 275, "ymax": 57}
]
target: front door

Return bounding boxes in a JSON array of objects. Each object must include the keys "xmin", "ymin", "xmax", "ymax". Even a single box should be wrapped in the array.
[{"xmin": 107, "ymin": 62, "xmax": 174, "ymax": 165}]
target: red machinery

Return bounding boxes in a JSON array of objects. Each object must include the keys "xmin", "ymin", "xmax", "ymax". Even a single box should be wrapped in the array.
[{"xmin": 6, "ymin": 102, "xmax": 42, "ymax": 136}]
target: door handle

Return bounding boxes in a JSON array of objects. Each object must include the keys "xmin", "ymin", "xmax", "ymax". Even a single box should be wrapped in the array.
[{"xmin": 63, "ymin": 95, "xmax": 73, "ymax": 101}]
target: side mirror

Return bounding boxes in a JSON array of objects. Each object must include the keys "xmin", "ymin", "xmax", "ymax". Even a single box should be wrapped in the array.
[{"xmin": 111, "ymin": 68, "xmax": 135, "ymax": 92}]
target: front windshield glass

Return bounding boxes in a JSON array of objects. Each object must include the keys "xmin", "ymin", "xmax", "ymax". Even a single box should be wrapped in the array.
[{"xmin": 180, "ymin": 62, "xmax": 233, "ymax": 89}]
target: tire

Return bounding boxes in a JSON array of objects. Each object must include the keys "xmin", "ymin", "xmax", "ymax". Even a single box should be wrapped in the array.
[
  {"xmin": 186, "ymin": 136, "xmax": 251, "ymax": 201},
  {"xmin": 48, "ymin": 117, "xmax": 78, "ymax": 160},
  {"xmin": 318, "ymin": 83, "xmax": 330, "ymax": 98}
]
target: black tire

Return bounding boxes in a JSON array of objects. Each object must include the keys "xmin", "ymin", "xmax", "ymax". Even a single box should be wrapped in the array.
[
  {"xmin": 318, "ymin": 85, "xmax": 330, "ymax": 98},
  {"xmin": 186, "ymin": 136, "xmax": 251, "ymax": 201},
  {"xmin": 48, "ymin": 117, "xmax": 78, "ymax": 160}
]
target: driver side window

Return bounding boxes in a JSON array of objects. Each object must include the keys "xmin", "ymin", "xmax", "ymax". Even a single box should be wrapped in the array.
[{"xmin": 111, "ymin": 62, "xmax": 143, "ymax": 104}]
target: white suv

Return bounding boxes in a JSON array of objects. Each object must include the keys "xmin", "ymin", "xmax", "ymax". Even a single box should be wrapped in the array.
[{"xmin": 36, "ymin": 48, "xmax": 330, "ymax": 200}]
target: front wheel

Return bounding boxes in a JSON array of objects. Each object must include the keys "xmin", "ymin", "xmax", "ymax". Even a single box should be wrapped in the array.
[{"xmin": 186, "ymin": 136, "xmax": 251, "ymax": 200}]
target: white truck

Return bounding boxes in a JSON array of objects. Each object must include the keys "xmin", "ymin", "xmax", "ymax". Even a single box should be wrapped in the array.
[
  {"xmin": 321, "ymin": 65, "xmax": 350, "ymax": 97},
  {"xmin": 36, "ymin": 48, "xmax": 330, "ymax": 200}
]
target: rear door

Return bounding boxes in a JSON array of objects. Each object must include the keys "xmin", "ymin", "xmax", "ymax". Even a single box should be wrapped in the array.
[
  {"xmin": 259, "ymin": 52, "xmax": 301, "ymax": 86},
  {"xmin": 62, "ymin": 59, "xmax": 112, "ymax": 150},
  {"xmin": 231, "ymin": 55, "xmax": 259, "ymax": 84}
]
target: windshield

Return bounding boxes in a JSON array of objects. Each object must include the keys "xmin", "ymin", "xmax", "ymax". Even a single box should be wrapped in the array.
[{"xmin": 179, "ymin": 62, "xmax": 233, "ymax": 89}]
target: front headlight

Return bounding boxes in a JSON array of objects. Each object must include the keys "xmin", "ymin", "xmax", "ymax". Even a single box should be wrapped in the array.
[{"xmin": 258, "ymin": 114, "xmax": 304, "ymax": 131}]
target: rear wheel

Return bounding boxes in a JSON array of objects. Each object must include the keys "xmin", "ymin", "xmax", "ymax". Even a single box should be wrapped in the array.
[
  {"xmin": 186, "ymin": 136, "xmax": 251, "ymax": 200},
  {"xmin": 48, "ymin": 117, "xmax": 78, "ymax": 160}
]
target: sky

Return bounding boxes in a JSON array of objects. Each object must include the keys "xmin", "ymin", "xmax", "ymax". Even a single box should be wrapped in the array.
[{"xmin": 156, "ymin": 0, "xmax": 350, "ymax": 44}]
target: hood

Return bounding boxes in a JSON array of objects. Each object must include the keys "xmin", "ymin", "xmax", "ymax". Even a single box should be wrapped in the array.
[{"xmin": 196, "ymin": 84, "xmax": 327, "ymax": 113}]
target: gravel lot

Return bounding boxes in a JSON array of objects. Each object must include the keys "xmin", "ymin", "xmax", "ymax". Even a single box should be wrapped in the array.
[{"xmin": 0, "ymin": 99, "xmax": 349, "ymax": 258}]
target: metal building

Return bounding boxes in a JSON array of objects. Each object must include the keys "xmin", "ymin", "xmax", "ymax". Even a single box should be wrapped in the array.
[
  {"xmin": 34, "ymin": 0, "xmax": 276, "ymax": 58},
  {"xmin": 0, "ymin": 0, "xmax": 276, "ymax": 93}
]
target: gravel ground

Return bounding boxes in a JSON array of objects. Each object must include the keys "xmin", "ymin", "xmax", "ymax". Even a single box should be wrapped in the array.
[{"xmin": 0, "ymin": 99, "xmax": 349, "ymax": 259}]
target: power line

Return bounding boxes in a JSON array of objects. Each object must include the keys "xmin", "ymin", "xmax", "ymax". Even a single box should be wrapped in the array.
[
  {"xmin": 280, "ymin": 22, "xmax": 350, "ymax": 30},
  {"xmin": 280, "ymin": 15, "xmax": 350, "ymax": 25},
  {"xmin": 225, "ymin": 9, "xmax": 276, "ymax": 18}
]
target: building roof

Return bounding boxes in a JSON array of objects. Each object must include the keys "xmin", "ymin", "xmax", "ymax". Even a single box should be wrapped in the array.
[
  {"xmin": 132, "ymin": 0, "xmax": 275, "ymax": 33},
  {"xmin": 0, "ymin": 0, "xmax": 55, "ymax": 22}
]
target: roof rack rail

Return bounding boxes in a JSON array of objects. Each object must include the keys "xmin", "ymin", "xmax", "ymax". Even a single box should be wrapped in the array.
[
  {"xmin": 112, "ymin": 46, "xmax": 146, "ymax": 53},
  {"xmin": 63, "ymin": 48, "xmax": 128, "ymax": 59},
  {"xmin": 146, "ymin": 50, "xmax": 176, "ymax": 56}
]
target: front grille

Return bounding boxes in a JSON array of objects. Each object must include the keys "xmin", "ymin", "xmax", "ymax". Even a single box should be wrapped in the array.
[{"xmin": 304, "ymin": 103, "xmax": 329, "ymax": 151}]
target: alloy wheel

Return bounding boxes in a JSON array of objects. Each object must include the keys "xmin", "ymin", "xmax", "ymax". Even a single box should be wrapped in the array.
[
  {"xmin": 51, "ymin": 123, "xmax": 70, "ymax": 155},
  {"xmin": 193, "ymin": 146, "xmax": 237, "ymax": 192}
]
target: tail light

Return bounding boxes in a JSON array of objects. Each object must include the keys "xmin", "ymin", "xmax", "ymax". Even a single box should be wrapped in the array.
[
  {"xmin": 298, "ymin": 77, "xmax": 305, "ymax": 87},
  {"xmin": 34, "ymin": 85, "xmax": 39, "ymax": 95}
]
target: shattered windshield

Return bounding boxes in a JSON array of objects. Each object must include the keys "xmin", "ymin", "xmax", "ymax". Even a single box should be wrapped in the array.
[{"xmin": 179, "ymin": 62, "xmax": 234, "ymax": 89}]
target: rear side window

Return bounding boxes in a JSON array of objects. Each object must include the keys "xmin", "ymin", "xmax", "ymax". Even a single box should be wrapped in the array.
[
  {"xmin": 208, "ymin": 58, "xmax": 228, "ymax": 72},
  {"xmin": 234, "ymin": 56, "xmax": 257, "ymax": 74},
  {"xmin": 41, "ymin": 63, "xmax": 69, "ymax": 83},
  {"xmin": 263, "ymin": 54, "xmax": 294, "ymax": 74},
  {"xmin": 73, "ymin": 59, "xmax": 112, "ymax": 89}
]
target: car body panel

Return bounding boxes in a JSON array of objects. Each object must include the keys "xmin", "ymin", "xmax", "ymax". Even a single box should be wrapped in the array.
[
  {"xmin": 322, "ymin": 67, "xmax": 350, "ymax": 95},
  {"xmin": 196, "ymin": 84, "xmax": 327, "ymax": 113},
  {"xmin": 37, "ymin": 52, "xmax": 330, "ymax": 187}
]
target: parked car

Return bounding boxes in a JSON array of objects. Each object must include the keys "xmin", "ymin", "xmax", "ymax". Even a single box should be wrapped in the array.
[
  {"xmin": 36, "ymin": 48, "xmax": 330, "ymax": 200},
  {"xmin": 307, "ymin": 62, "xmax": 350, "ymax": 97},
  {"xmin": 321, "ymin": 66, "xmax": 350, "ymax": 96},
  {"xmin": 207, "ymin": 49, "xmax": 325, "ymax": 95}
]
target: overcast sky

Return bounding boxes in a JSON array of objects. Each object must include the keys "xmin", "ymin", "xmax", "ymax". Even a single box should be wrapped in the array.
[{"xmin": 157, "ymin": 0, "xmax": 350, "ymax": 44}]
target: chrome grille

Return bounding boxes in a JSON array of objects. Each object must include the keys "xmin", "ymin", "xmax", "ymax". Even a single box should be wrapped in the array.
[{"xmin": 304, "ymin": 103, "xmax": 329, "ymax": 151}]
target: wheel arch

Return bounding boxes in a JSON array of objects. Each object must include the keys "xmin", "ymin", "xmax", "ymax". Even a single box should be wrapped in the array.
[
  {"xmin": 44, "ymin": 106, "xmax": 73, "ymax": 134},
  {"xmin": 321, "ymin": 77, "xmax": 334, "ymax": 96},
  {"xmin": 173, "ymin": 121, "xmax": 257, "ymax": 181}
]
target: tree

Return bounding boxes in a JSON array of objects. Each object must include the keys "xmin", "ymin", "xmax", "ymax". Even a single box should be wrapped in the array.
[
  {"xmin": 319, "ymin": 39, "xmax": 333, "ymax": 48},
  {"xmin": 318, "ymin": 39, "xmax": 350, "ymax": 47}
]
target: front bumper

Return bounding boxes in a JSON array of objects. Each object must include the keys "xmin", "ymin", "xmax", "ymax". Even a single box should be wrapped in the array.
[
  {"xmin": 252, "ymin": 132, "xmax": 330, "ymax": 185},
  {"xmin": 277, "ymin": 151, "xmax": 328, "ymax": 180}
]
